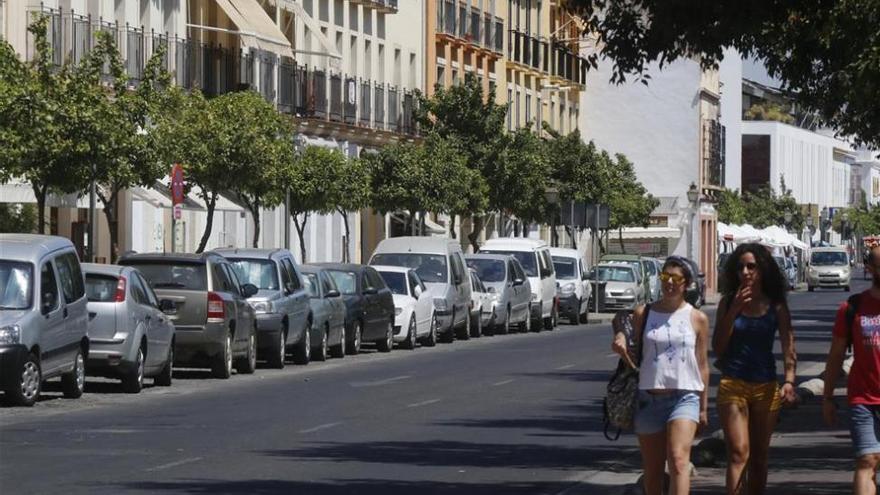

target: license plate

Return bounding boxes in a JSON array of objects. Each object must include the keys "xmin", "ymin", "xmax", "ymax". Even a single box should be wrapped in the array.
[{"xmin": 605, "ymin": 298, "xmax": 616, "ymax": 304}]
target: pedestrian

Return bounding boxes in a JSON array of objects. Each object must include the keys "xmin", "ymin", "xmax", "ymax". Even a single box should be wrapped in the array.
[
  {"xmin": 714, "ymin": 243, "xmax": 797, "ymax": 495},
  {"xmin": 611, "ymin": 256, "xmax": 710, "ymax": 495},
  {"xmin": 823, "ymin": 243, "xmax": 880, "ymax": 495}
]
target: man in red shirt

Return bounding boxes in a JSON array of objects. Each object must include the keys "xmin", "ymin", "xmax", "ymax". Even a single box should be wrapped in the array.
[{"xmin": 825, "ymin": 245, "xmax": 880, "ymax": 494}]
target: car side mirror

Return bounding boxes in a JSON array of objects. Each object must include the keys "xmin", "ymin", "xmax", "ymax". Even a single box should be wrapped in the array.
[
  {"xmin": 699, "ymin": 272, "xmax": 706, "ymax": 279},
  {"xmin": 851, "ymin": 259, "xmax": 855, "ymax": 267},
  {"xmin": 41, "ymin": 293, "xmax": 56, "ymax": 315},
  {"xmin": 414, "ymin": 286, "xmax": 423, "ymax": 298},
  {"xmin": 159, "ymin": 299, "xmax": 177, "ymax": 315},
  {"xmin": 241, "ymin": 283, "xmax": 259, "ymax": 298},
  {"xmin": 326, "ymin": 289, "xmax": 341, "ymax": 298},
  {"xmin": 513, "ymin": 278, "xmax": 524, "ymax": 286},
  {"xmin": 486, "ymin": 286, "xmax": 496, "ymax": 293},
  {"xmin": 364, "ymin": 287, "xmax": 378, "ymax": 296}
]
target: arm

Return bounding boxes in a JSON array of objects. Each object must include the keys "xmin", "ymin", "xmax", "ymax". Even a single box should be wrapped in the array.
[
  {"xmin": 822, "ymin": 334, "xmax": 849, "ymax": 426},
  {"xmin": 694, "ymin": 309, "xmax": 711, "ymax": 427},
  {"xmin": 776, "ymin": 303, "xmax": 798, "ymax": 404},
  {"xmin": 712, "ymin": 296, "xmax": 734, "ymax": 356},
  {"xmin": 611, "ymin": 305, "xmax": 645, "ymax": 369}
]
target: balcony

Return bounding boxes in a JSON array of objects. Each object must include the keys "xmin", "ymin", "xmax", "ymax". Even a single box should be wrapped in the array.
[
  {"xmin": 435, "ymin": 1, "xmax": 501, "ymax": 54},
  {"xmin": 350, "ymin": 0, "xmax": 398, "ymax": 14},
  {"xmin": 702, "ymin": 119, "xmax": 726, "ymax": 189}
]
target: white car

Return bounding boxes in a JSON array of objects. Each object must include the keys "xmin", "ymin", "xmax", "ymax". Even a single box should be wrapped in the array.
[
  {"xmin": 468, "ymin": 269, "xmax": 493, "ymax": 338},
  {"xmin": 549, "ymin": 247, "xmax": 592, "ymax": 324},
  {"xmin": 373, "ymin": 266, "xmax": 437, "ymax": 348}
]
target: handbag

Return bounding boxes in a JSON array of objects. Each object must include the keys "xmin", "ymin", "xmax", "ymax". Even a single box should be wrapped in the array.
[{"xmin": 603, "ymin": 305, "xmax": 650, "ymax": 441}]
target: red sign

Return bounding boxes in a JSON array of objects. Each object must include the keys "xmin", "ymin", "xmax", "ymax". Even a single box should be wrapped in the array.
[{"xmin": 171, "ymin": 164, "xmax": 185, "ymax": 206}]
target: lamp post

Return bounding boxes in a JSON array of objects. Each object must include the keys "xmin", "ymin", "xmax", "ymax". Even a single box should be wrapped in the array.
[
  {"xmin": 783, "ymin": 211, "xmax": 793, "ymax": 232},
  {"xmin": 686, "ymin": 183, "xmax": 699, "ymax": 261},
  {"xmin": 544, "ymin": 187, "xmax": 560, "ymax": 246},
  {"xmin": 820, "ymin": 206, "xmax": 830, "ymax": 244}
]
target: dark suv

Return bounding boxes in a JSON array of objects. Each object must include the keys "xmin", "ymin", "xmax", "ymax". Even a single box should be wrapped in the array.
[{"xmin": 119, "ymin": 253, "xmax": 258, "ymax": 379}]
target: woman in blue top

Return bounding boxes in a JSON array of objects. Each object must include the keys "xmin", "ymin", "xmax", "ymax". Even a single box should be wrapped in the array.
[{"xmin": 714, "ymin": 243, "xmax": 798, "ymax": 495}]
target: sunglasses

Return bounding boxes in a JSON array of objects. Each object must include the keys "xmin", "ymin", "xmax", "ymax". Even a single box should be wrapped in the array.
[
  {"xmin": 737, "ymin": 262, "xmax": 758, "ymax": 272},
  {"xmin": 659, "ymin": 272, "xmax": 686, "ymax": 284}
]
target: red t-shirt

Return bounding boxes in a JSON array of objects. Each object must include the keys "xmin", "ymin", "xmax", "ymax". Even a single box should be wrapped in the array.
[{"xmin": 833, "ymin": 291, "xmax": 880, "ymax": 405}]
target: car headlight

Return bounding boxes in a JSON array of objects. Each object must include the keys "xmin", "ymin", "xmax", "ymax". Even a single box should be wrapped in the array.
[
  {"xmin": 0, "ymin": 325, "xmax": 21, "ymax": 345},
  {"xmin": 394, "ymin": 307, "xmax": 403, "ymax": 316},
  {"xmin": 624, "ymin": 288, "xmax": 634, "ymax": 296},
  {"xmin": 560, "ymin": 283, "xmax": 576, "ymax": 295},
  {"xmin": 252, "ymin": 301, "xmax": 272, "ymax": 313},
  {"xmin": 433, "ymin": 298, "xmax": 448, "ymax": 312}
]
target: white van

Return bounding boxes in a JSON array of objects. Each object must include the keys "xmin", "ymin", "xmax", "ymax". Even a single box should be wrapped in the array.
[
  {"xmin": 480, "ymin": 238, "xmax": 557, "ymax": 330},
  {"xmin": 549, "ymin": 247, "xmax": 592, "ymax": 325},
  {"xmin": 370, "ymin": 237, "xmax": 472, "ymax": 342}
]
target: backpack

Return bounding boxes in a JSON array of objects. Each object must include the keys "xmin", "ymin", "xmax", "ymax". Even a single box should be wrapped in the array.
[
  {"xmin": 845, "ymin": 293, "xmax": 860, "ymax": 352},
  {"xmin": 603, "ymin": 305, "xmax": 650, "ymax": 441}
]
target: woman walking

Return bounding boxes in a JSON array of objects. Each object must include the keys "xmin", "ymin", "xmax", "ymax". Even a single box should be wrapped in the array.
[
  {"xmin": 715, "ymin": 243, "xmax": 797, "ymax": 494},
  {"xmin": 612, "ymin": 256, "xmax": 710, "ymax": 495}
]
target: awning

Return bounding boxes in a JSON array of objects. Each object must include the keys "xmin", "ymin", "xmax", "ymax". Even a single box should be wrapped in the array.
[
  {"xmin": 614, "ymin": 227, "xmax": 681, "ymax": 240},
  {"xmin": 186, "ymin": 191, "xmax": 245, "ymax": 212},
  {"xmin": 131, "ymin": 187, "xmax": 173, "ymax": 209},
  {"xmin": 0, "ymin": 182, "xmax": 102, "ymax": 209},
  {"xmin": 272, "ymin": 0, "xmax": 342, "ymax": 60},
  {"xmin": 214, "ymin": 0, "xmax": 294, "ymax": 58}
]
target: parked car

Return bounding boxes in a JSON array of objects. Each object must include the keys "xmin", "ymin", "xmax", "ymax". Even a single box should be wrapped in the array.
[
  {"xmin": 118, "ymin": 252, "xmax": 258, "ymax": 379},
  {"xmin": 316, "ymin": 263, "xmax": 396, "ymax": 355},
  {"xmin": 807, "ymin": 246, "xmax": 852, "ymax": 292},
  {"xmin": 370, "ymin": 237, "xmax": 472, "ymax": 342},
  {"xmin": 465, "ymin": 254, "xmax": 532, "ymax": 334},
  {"xmin": 717, "ymin": 252, "xmax": 732, "ymax": 291},
  {"xmin": 643, "ymin": 257, "xmax": 661, "ymax": 302},
  {"xmin": 0, "ymin": 234, "xmax": 89, "ymax": 406},
  {"xmin": 298, "ymin": 265, "xmax": 349, "ymax": 359},
  {"xmin": 549, "ymin": 247, "xmax": 592, "ymax": 324},
  {"xmin": 773, "ymin": 255, "xmax": 798, "ymax": 290},
  {"xmin": 599, "ymin": 254, "xmax": 651, "ymax": 305},
  {"xmin": 480, "ymin": 238, "xmax": 557, "ymax": 330},
  {"xmin": 679, "ymin": 257, "xmax": 706, "ymax": 308},
  {"xmin": 588, "ymin": 264, "xmax": 645, "ymax": 311},
  {"xmin": 82, "ymin": 263, "xmax": 175, "ymax": 393},
  {"xmin": 374, "ymin": 265, "xmax": 437, "ymax": 348},
  {"xmin": 218, "ymin": 248, "xmax": 310, "ymax": 368},
  {"xmin": 467, "ymin": 269, "xmax": 492, "ymax": 338}
]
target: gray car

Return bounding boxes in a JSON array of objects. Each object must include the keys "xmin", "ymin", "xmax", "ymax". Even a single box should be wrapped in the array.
[
  {"xmin": 218, "ymin": 249, "xmax": 311, "ymax": 368},
  {"xmin": 465, "ymin": 254, "xmax": 531, "ymax": 334},
  {"xmin": 118, "ymin": 253, "xmax": 259, "ymax": 379},
  {"xmin": 82, "ymin": 264, "xmax": 176, "ymax": 393},
  {"xmin": 299, "ymin": 266, "xmax": 347, "ymax": 361},
  {"xmin": 589, "ymin": 264, "xmax": 645, "ymax": 311},
  {"xmin": 0, "ymin": 235, "xmax": 89, "ymax": 407}
]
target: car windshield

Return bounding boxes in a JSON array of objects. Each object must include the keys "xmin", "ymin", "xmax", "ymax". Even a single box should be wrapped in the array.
[
  {"xmin": 302, "ymin": 273, "xmax": 320, "ymax": 298},
  {"xmin": 481, "ymin": 250, "xmax": 537, "ymax": 277},
  {"xmin": 466, "ymin": 258, "xmax": 506, "ymax": 283},
  {"xmin": 811, "ymin": 251, "xmax": 847, "ymax": 266},
  {"xmin": 552, "ymin": 256, "xmax": 577, "ymax": 280},
  {"xmin": 371, "ymin": 253, "xmax": 448, "ymax": 284},
  {"xmin": 85, "ymin": 274, "xmax": 119, "ymax": 302},
  {"xmin": 589, "ymin": 266, "xmax": 635, "ymax": 282},
  {"xmin": 0, "ymin": 261, "xmax": 33, "ymax": 310},
  {"xmin": 378, "ymin": 271, "xmax": 408, "ymax": 295},
  {"xmin": 127, "ymin": 262, "xmax": 207, "ymax": 291},
  {"xmin": 327, "ymin": 270, "xmax": 357, "ymax": 295},
  {"xmin": 227, "ymin": 259, "xmax": 279, "ymax": 291}
]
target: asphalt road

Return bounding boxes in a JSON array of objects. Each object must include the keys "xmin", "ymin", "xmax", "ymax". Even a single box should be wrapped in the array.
[{"xmin": 0, "ymin": 280, "xmax": 860, "ymax": 495}]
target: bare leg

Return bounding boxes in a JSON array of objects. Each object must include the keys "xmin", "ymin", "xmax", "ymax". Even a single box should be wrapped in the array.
[
  {"xmin": 638, "ymin": 430, "xmax": 668, "ymax": 495},
  {"xmin": 746, "ymin": 407, "xmax": 779, "ymax": 495},
  {"xmin": 854, "ymin": 454, "xmax": 880, "ymax": 495},
  {"xmin": 720, "ymin": 401, "xmax": 750, "ymax": 495},
  {"xmin": 667, "ymin": 419, "xmax": 698, "ymax": 495}
]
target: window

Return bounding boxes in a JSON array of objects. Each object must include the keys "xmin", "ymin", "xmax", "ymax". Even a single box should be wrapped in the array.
[
  {"xmin": 378, "ymin": 44, "xmax": 385, "ymax": 80},
  {"xmin": 451, "ymin": 68, "xmax": 459, "ymax": 85},
  {"xmin": 450, "ymin": 254, "xmax": 466, "ymax": 284},
  {"xmin": 349, "ymin": 4, "xmax": 358, "ymax": 30},
  {"xmin": 303, "ymin": 273, "xmax": 320, "ymax": 298},
  {"xmin": 552, "ymin": 257, "xmax": 577, "ymax": 280},
  {"xmin": 41, "ymin": 262, "xmax": 59, "ymax": 313},
  {"xmin": 334, "ymin": 0, "xmax": 343, "ymax": 26},
  {"xmin": 525, "ymin": 93, "xmax": 531, "ymax": 126},
  {"xmin": 408, "ymin": 271, "xmax": 425, "ymax": 295},
  {"xmin": 228, "ymin": 259, "xmax": 280, "ymax": 291},
  {"xmin": 279, "ymin": 259, "xmax": 294, "ymax": 290},
  {"xmin": 85, "ymin": 275, "xmax": 118, "ymax": 303},
  {"xmin": 515, "ymin": 89, "xmax": 521, "ymax": 128},
  {"xmin": 212, "ymin": 263, "xmax": 235, "ymax": 292},
  {"xmin": 394, "ymin": 49, "xmax": 401, "ymax": 85},
  {"xmin": 377, "ymin": 13, "xmax": 386, "ymax": 38},
  {"xmin": 327, "ymin": 270, "xmax": 357, "ymax": 295},
  {"xmin": 436, "ymin": 65, "xmax": 446, "ymax": 87},
  {"xmin": 55, "ymin": 253, "xmax": 84, "ymax": 303},
  {"xmin": 350, "ymin": 36, "xmax": 358, "ymax": 74},
  {"xmin": 127, "ymin": 262, "xmax": 207, "ymax": 291},
  {"xmin": 507, "ymin": 88, "xmax": 513, "ymax": 129},
  {"xmin": 304, "ymin": 0, "xmax": 313, "ymax": 15},
  {"xmin": 364, "ymin": 40, "xmax": 372, "ymax": 79},
  {"xmin": 0, "ymin": 261, "xmax": 33, "ymax": 310},
  {"xmin": 370, "ymin": 253, "xmax": 448, "ymax": 284},
  {"xmin": 467, "ymin": 258, "xmax": 505, "ymax": 283},
  {"xmin": 481, "ymin": 250, "xmax": 537, "ymax": 277},
  {"xmin": 138, "ymin": 273, "xmax": 160, "ymax": 307},
  {"xmin": 379, "ymin": 270, "xmax": 408, "ymax": 295},
  {"xmin": 129, "ymin": 275, "xmax": 149, "ymax": 305},
  {"xmin": 364, "ymin": 10, "xmax": 372, "ymax": 35},
  {"xmin": 223, "ymin": 264, "xmax": 243, "ymax": 292},
  {"xmin": 320, "ymin": 271, "xmax": 337, "ymax": 294},
  {"xmin": 319, "ymin": 0, "xmax": 329, "ymax": 22},
  {"xmin": 366, "ymin": 268, "xmax": 386, "ymax": 290}
]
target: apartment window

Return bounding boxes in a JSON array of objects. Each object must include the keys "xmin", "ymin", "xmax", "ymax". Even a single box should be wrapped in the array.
[
  {"xmin": 452, "ymin": 68, "xmax": 459, "ymax": 85},
  {"xmin": 459, "ymin": 4, "xmax": 467, "ymax": 38},
  {"xmin": 525, "ymin": 93, "xmax": 531, "ymax": 127},
  {"xmin": 550, "ymin": 99, "xmax": 555, "ymax": 128},
  {"xmin": 489, "ymin": 79, "xmax": 497, "ymax": 97},
  {"xmin": 304, "ymin": 0, "xmax": 313, "ymax": 15},
  {"xmin": 365, "ymin": 40, "xmax": 372, "ymax": 79},
  {"xmin": 349, "ymin": 4, "xmax": 359, "ymax": 31},
  {"xmin": 350, "ymin": 36, "xmax": 358, "ymax": 74},
  {"xmin": 394, "ymin": 49, "xmax": 401, "ymax": 86},
  {"xmin": 377, "ymin": 13, "xmax": 386, "ymax": 39},
  {"xmin": 378, "ymin": 44, "xmax": 385, "ymax": 81},
  {"xmin": 537, "ymin": 0, "xmax": 542, "ymax": 37},
  {"xmin": 436, "ymin": 65, "xmax": 446, "ymax": 88},
  {"xmin": 336, "ymin": 32, "xmax": 343, "ymax": 56},
  {"xmin": 319, "ymin": 0, "xmax": 329, "ymax": 22},
  {"xmin": 364, "ymin": 10, "xmax": 373, "ymax": 35},
  {"xmin": 525, "ymin": 0, "xmax": 531, "ymax": 34},
  {"xmin": 559, "ymin": 100, "xmax": 566, "ymax": 133},
  {"xmin": 515, "ymin": 90, "xmax": 521, "ymax": 128},
  {"xmin": 409, "ymin": 53, "xmax": 416, "ymax": 89},
  {"xmin": 334, "ymin": 0, "xmax": 343, "ymax": 27},
  {"xmin": 507, "ymin": 88, "xmax": 513, "ymax": 129}
]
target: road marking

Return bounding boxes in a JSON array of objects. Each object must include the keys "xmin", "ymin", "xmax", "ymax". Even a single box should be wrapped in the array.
[
  {"xmin": 792, "ymin": 319, "xmax": 822, "ymax": 325},
  {"xmin": 407, "ymin": 398, "xmax": 441, "ymax": 408},
  {"xmin": 298, "ymin": 422, "xmax": 342, "ymax": 434},
  {"xmin": 350, "ymin": 375, "xmax": 411, "ymax": 387},
  {"xmin": 492, "ymin": 379, "xmax": 515, "ymax": 386},
  {"xmin": 605, "ymin": 353, "xmax": 618, "ymax": 358},
  {"xmin": 555, "ymin": 364, "xmax": 575, "ymax": 370},
  {"xmin": 146, "ymin": 457, "xmax": 203, "ymax": 472}
]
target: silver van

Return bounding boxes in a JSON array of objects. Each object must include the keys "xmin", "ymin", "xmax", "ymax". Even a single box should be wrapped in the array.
[
  {"xmin": 370, "ymin": 237, "xmax": 472, "ymax": 342},
  {"xmin": 0, "ymin": 234, "xmax": 90, "ymax": 406}
]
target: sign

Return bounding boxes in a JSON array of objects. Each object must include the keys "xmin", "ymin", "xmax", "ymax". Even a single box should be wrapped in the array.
[
  {"xmin": 171, "ymin": 164, "xmax": 185, "ymax": 206},
  {"xmin": 585, "ymin": 203, "xmax": 610, "ymax": 230},
  {"xmin": 173, "ymin": 204, "xmax": 182, "ymax": 220}
]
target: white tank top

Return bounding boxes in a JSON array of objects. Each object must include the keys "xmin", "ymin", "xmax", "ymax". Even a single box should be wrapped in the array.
[{"xmin": 638, "ymin": 304, "xmax": 704, "ymax": 392}]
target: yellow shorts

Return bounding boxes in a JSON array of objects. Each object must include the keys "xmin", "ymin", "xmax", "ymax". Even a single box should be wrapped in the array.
[{"xmin": 716, "ymin": 376, "xmax": 782, "ymax": 412}]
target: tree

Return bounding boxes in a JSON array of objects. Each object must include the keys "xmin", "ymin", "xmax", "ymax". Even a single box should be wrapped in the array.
[
  {"xmin": 488, "ymin": 128, "xmax": 551, "ymax": 235},
  {"xmin": 717, "ymin": 189, "xmax": 749, "ymax": 226},
  {"xmin": 327, "ymin": 157, "xmax": 371, "ymax": 262},
  {"xmin": 0, "ymin": 203, "xmax": 37, "ymax": 233},
  {"xmin": 287, "ymin": 145, "xmax": 345, "ymax": 261},
  {"xmin": 564, "ymin": 1, "xmax": 880, "ymax": 148},
  {"xmin": 744, "ymin": 102, "xmax": 795, "ymax": 124},
  {"xmin": 604, "ymin": 153, "xmax": 660, "ymax": 252},
  {"xmin": 719, "ymin": 177, "xmax": 804, "ymax": 231}
]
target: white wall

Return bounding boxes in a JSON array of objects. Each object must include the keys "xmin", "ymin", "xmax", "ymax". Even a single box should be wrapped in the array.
[{"xmin": 719, "ymin": 48, "xmax": 743, "ymax": 191}]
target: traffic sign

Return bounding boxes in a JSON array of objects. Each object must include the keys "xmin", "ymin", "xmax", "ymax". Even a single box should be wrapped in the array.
[
  {"xmin": 171, "ymin": 164, "xmax": 185, "ymax": 205},
  {"xmin": 173, "ymin": 204, "xmax": 182, "ymax": 220}
]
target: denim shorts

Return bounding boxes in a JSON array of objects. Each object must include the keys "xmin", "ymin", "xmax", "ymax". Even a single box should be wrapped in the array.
[
  {"xmin": 850, "ymin": 404, "xmax": 880, "ymax": 458},
  {"xmin": 634, "ymin": 390, "xmax": 701, "ymax": 435}
]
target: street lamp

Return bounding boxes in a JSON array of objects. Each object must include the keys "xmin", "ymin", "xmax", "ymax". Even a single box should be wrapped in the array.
[
  {"xmin": 820, "ymin": 207, "xmax": 830, "ymax": 244},
  {"xmin": 686, "ymin": 183, "xmax": 699, "ymax": 260},
  {"xmin": 783, "ymin": 211, "xmax": 793, "ymax": 231}
]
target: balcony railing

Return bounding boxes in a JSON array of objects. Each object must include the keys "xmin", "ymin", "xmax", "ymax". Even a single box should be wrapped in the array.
[{"xmin": 703, "ymin": 119, "xmax": 726, "ymax": 188}]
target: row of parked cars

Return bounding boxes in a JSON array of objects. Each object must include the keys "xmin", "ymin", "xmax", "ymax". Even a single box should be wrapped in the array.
[
  {"xmin": 590, "ymin": 254, "xmax": 707, "ymax": 311},
  {"xmin": 0, "ymin": 233, "xmax": 612, "ymax": 407}
]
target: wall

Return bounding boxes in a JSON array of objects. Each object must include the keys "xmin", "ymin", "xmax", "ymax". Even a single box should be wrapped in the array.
[{"xmin": 719, "ymin": 48, "xmax": 743, "ymax": 191}]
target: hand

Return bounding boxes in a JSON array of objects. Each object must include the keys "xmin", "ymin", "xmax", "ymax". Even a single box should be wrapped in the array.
[
  {"xmin": 822, "ymin": 399, "xmax": 838, "ymax": 427},
  {"xmin": 779, "ymin": 382, "xmax": 797, "ymax": 406},
  {"xmin": 698, "ymin": 410, "xmax": 709, "ymax": 433},
  {"xmin": 611, "ymin": 332, "xmax": 637, "ymax": 370},
  {"xmin": 731, "ymin": 284, "xmax": 753, "ymax": 313}
]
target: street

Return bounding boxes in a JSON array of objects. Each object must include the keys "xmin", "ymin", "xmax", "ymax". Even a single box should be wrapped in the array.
[{"xmin": 0, "ymin": 281, "xmax": 860, "ymax": 495}]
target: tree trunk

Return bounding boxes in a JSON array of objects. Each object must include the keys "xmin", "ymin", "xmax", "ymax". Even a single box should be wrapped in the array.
[
  {"xmin": 98, "ymin": 188, "xmax": 119, "ymax": 262},
  {"xmin": 618, "ymin": 227, "xmax": 626, "ymax": 253},
  {"xmin": 33, "ymin": 184, "xmax": 47, "ymax": 234},
  {"xmin": 338, "ymin": 208, "xmax": 350, "ymax": 263},
  {"xmin": 467, "ymin": 214, "xmax": 484, "ymax": 253},
  {"xmin": 419, "ymin": 211, "xmax": 426, "ymax": 236},
  {"xmin": 293, "ymin": 213, "xmax": 309, "ymax": 262},
  {"xmin": 513, "ymin": 220, "xmax": 520, "ymax": 237},
  {"xmin": 196, "ymin": 190, "xmax": 218, "ymax": 254},
  {"xmin": 564, "ymin": 225, "xmax": 578, "ymax": 250},
  {"xmin": 449, "ymin": 215, "xmax": 457, "ymax": 239},
  {"xmin": 551, "ymin": 222, "xmax": 559, "ymax": 247},
  {"xmin": 248, "ymin": 199, "xmax": 261, "ymax": 248}
]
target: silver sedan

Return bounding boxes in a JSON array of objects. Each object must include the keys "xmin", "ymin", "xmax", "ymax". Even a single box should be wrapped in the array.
[
  {"xmin": 465, "ymin": 254, "xmax": 532, "ymax": 334},
  {"xmin": 83, "ymin": 264, "xmax": 176, "ymax": 393}
]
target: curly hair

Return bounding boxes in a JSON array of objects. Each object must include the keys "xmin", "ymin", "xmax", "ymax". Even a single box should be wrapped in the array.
[{"xmin": 721, "ymin": 243, "xmax": 788, "ymax": 304}]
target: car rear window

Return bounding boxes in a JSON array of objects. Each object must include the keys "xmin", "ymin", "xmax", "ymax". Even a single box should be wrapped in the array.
[
  {"xmin": 85, "ymin": 274, "xmax": 119, "ymax": 302},
  {"xmin": 327, "ymin": 270, "xmax": 357, "ymax": 295},
  {"xmin": 467, "ymin": 258, "xmax": 506, "ymax": 283},
  {"xmin": 126, "ymin": 262, "xmax": 207, "ymax": 291},
  {"xmin": 378, "ymin": 271, "xmax": 408, "ymax": 295},
  {"xmin": 228, "ymin": 259, "xmax": 279, "ymax": 291}
]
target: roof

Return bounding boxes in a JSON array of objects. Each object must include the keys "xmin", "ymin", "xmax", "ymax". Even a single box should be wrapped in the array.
[
  {"xmin": 118, "ymin": 252, "xmax": 220, "ymax": 264},
  {"xmin": 0, "ymin": 234, "xmax": 75, "ymax": 261},
  {"xmin": 299, "ymin": 264, "xmax": 326, "ymax": 274},
  {"xmin": 597, "ymin": 263, "xmax": 635, "ymax": 271},
  {"xmin": 214, "ymin": 248, "xmax": 288, "ymax": 260},
  {"xmin": 465, "ymin": 253, "xmax": 511, "ymax": 262},
  {"xmin": 549, "ymin": 247, "xmax": 581, "ymax": 257},
  {"xmin": 373, "ymin": 236, "xmax": 459, "ymax": 256},
  {"xmin": 81, "ymin": 263, "xmax": 126, "ymax": 277},
  {"xmin": 482, "ymin": 237, "xmax": 548, "ymax": 251},
  {"xmin": 312, "ymin": 262, "xmax": 366, "ymax": 272},
  {"xmin": 652, "ymin": 197, "xmax": 681, "ymax": 216},
  {"xmin": 371, "ymin": 265, "xmax": 411, "ymax": 274}
]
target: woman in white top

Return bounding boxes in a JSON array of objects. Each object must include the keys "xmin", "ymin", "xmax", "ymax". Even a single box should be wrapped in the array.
[{"xmin": 612, "ymin": 256, "xmax": 710, "ymax": 495}]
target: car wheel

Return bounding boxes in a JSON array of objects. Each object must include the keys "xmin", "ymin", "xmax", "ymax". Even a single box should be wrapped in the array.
[
  {"xmin": 457, "ymin": 311, "xmax": 471, "ymax": 340},
  {"xmin": 402, "ymin": 315, "xmax": 417, "ymax": 350},
  {"xmin": 471, "ymin": 313, "xmax": 482, "ymax": 338},
  {"xmin": 420, "ymin": 314, "xmax": 438, "ymax": 347},
  {"xmin": 292, "ymin": 322, "xmax": 311, "ymax": 365},
  {"xmin": 808, "ymin": 285, "xmax": 814, "ymax": 292},
  {"xmin": 439, "ymin": 312, "xmax": 455, "ymax": 343},
  {"xmin": 122, "ymin": 346, "xmax": 145, "ymax": 394},
  {"xmin": 496, "ymin": 307, "xmax": 510, "ymax": 335},
  {"xmin": 314, "ymin": 326, "xmax": 329, "ymax": 362},
  {"xmin": 236, "ymin": 331, "xmax": 257, "ymax": 374},
  {"xmin": 520, "ymin": 305, "xmax": 532, "ymax": 332},
  {"xmin": 347, "ymin": 321, "xmax": 362, "ymax": 355},
  {"xmin": 545, "ymin": 304, "xmax": 557, "ymax": 330},
  {"xmin": 331, "ymin": 324, "xmax": 346, "ymax": 358},
  {"xmin": 571, "ymin": 299, "xmax": 581, "ymax": 325},
  {"xmin": 155, "ymin": 342, "xmax": 173, "ymax": 387},
  {"xmin": 211, "ymin": 332, "xmax": 233, "ymax": 379},
  {"xmin": 5, "ymin": 352, "xmax": 41, "ymax": 407},
  {"xmin": 377, "ymin": 320, "xmax": 393, "ymax": 352},
  {"xmin": 61, "ymin": 348, "xmax": 85, "ymax": 398},
  {"xmin": 267, "ymin": 328, "xmax": 286, "ymax": 369},
  {"xmin": 846, "ymin": 285, "xmax": 851, "ymax": 292}
]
